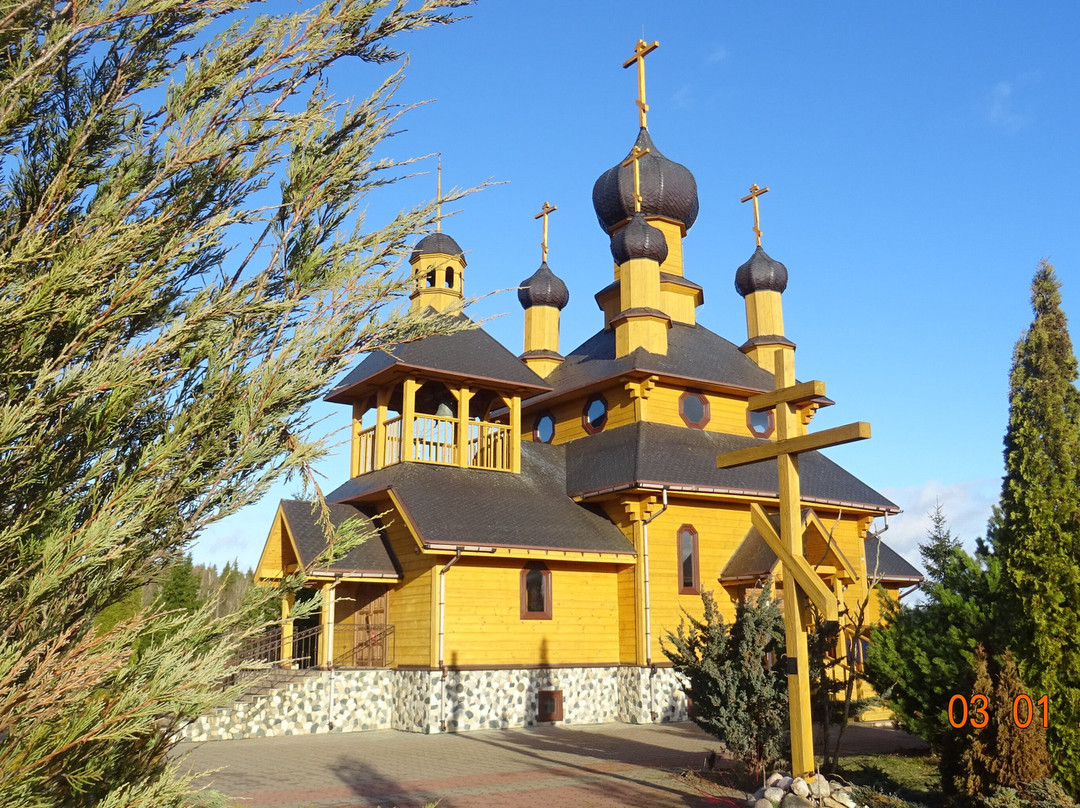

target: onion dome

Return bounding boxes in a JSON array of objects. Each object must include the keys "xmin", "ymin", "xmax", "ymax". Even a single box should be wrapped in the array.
[
  {"xmin": 410, "ymin": 232, "xmax": 464, "ymax": 263},
  {"xmin": 735, "ymin": 245, "xmax": 788, "ymax": 297},
  {"xmin": 592, "ymin": 128, "xmax": 699, "ymax": 235},
  {"xmin": 518, "ymin": 262, "xmax": 569, "ymax": 310},
  {"xmin": 610, "ymin": 212, "xmax": 668, "ymax": 265}
]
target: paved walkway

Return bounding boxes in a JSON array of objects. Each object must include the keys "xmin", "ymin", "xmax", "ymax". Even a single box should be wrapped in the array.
[{"xmin": 175, "ymin": 722, "xmax": 928, "ymax": 808}]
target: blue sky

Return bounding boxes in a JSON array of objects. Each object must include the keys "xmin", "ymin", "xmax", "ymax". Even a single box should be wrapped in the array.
[{"xmin": 193, "ymin": 1, "xmax": 1080, "ymax": 573}]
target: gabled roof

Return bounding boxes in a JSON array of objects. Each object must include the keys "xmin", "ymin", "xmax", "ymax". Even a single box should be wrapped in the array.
[
  {"xmin": 325, "ymin": 443, "xmax": 635, "ymax": 557},
  {"xmin": 326, "ymin": 316, "xmax": 551, "ymax": 404},
  {"xmin": 565, "ymin": 421, "xmax": 899, "ymax": 514},
  {"xmin": 865, "ymin": 535, "xmax": 924, "ymax": 583},
  {"xmin": 279, "ymin": 499, "xmax": 399, "ymax": 576},
  {"xmin": 719, "ymin": 509, "xmax": 862, "ymax": 584},
  {"xmin": 525, "ymin": 322, "xmax": 774, "ymax": 408}
]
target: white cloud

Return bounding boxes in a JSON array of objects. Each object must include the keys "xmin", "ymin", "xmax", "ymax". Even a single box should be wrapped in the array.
[
  {"xmin": 707, "ymin": 47, "xmax": 727, "ymax": 64},
  {"xmin": 987, "ymin": 80, "xmax": 1029, "ymax": 131},
  {"xmin": 876, "ymin": 478, "xmax": 1000, "ymax": 572}
]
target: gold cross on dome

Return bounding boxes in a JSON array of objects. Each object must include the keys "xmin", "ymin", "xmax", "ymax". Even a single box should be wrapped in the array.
[
  {"xmin": 534, "ymin": 201, "xmax": 557, "ymax": 263},
  {"xmin": 621, "ymin": 145, "xmax": 651, "ymax": 213},
  {"xmin": 740, "ymin": 183, "xmax": 770, "ymax": 247},
  {"xmin": 436, "ymin": 153, "xmax": 443, "ymax": 233},
  {"xmin": 622, "ymin": 39, "xmax": 659, "ymax": 128}
]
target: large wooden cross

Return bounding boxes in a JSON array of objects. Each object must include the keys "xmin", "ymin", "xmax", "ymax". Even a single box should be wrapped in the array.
[
  {"xmin": 622, "ymin": 39, "xmax": 659, "ymax": 128},
  {"xmin": 717, "ymin": 349, "xmax": 871, "ymax": 776},
  {"xmin": 436, "ymin": 153, "xmax": 443, "ymax": 233},
  {"xmin": 534, "ymin": 201, "xmax": 557, "ymax": 263},
  {"xmin": 621, "ymin": 145, "xmax": 651, "ymax": 213}
]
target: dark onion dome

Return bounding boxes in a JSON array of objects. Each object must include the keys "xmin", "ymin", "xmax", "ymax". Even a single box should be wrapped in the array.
[
  {"xmin": 592, "ymin": 127, "xmax": 699, "ymax": 235},
  {"xmin": 409, "ymin": 232, "xmax": 465, "ymax": 263},
  {"xmin": 735, "ymin": 245, "xmax": 788, "ymax": 297},
  {"xmin": 518, "ymin": 261, "xmax": 569, "ymax": 310},
  {"xmin": 610, "ymin": 212, "xmax": 668, "ymax": 265}
]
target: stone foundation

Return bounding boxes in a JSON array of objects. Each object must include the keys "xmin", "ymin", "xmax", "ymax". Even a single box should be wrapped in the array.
[{"xmin": 180, "ymin": 665, "xmax": 689, "ymax": 742}]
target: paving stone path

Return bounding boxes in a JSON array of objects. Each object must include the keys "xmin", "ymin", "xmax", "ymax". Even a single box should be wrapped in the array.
[{"xmin": 175, "ymin": 722, "xmax": 928, "ymax": 808}]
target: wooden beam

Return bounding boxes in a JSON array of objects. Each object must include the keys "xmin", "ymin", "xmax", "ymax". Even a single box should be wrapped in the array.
[
  {"xmin": 717, "ymin": 421, "xmax": 871, "ymax": 469},
  {"xmin": 750, "ymin": 503, "xmax": 838, "ymax": 623},
  {"xmin": 747, "ymin": 380, "xmax": 827, "ymax": 413}
]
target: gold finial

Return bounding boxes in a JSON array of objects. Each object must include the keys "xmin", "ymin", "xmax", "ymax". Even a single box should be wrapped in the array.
[
  {"xmin": 621, "ymin": 145, "xmax": 651, "ymax": 213},
  {"xmin": 436, "ymin": 153, "xmax": 442, "ymax": 233},
  {"xmin": 622, "ymin": 39, "xmax": 659, "ymax": 129},
  {"xmin": 740, "ymin": 183, "xmax": 770, "ymax": 247},
  {"xmin": 534, "ymin": 201, "xmax": 557, "ymax": 263}
]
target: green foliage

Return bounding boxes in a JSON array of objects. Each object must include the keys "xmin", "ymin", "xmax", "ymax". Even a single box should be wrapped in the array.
[
  {"xmin": 946, "ymin": 644, "xmax": 995, "ymax": 801},
  {"xmin": 989, "ymin": 651, "xmax": 1050, "ymax": 789},
  {"xmin": 159, "ymin": 554, "xmax": 204, "ymax": 615},
  {"xmin": 864, "ymin": 513, "xmax": 1006, "ymax": 749},
  {"xmin": 0, "ymin": 0, "xmax": 471, "ymax": 805},
  {"xmin": 662, "ymin": 587, "xmax": 788, "ymax": 780},
  {"xmin": 992, "ymin": 260, "xmax": 1080, "ymax": 795},
  {"xmin": 978, "ymin": 780, "xmax": 1077, "ymax": 808}
]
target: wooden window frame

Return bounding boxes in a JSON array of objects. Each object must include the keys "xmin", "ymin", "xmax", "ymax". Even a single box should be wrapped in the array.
[
  {"xmin": 537, "ymin": 689, "xmax": 564, "ymax": 722},
  {"xmin": 520, "ymin": 562, "xmax": 552, "ymax": 619},
  {"xmin": 533, "ymin": 411, "xmax": 556, "ymax": 444},
  {"xmin": 581, "ymin": 393, "xmax": 609, "ymax": 434},
  {"xmin": 747, "ymin": 407, "xmax": 775, "ymax": 438},
  {"xmin": 678, "ymin": 390, "xmax": 711, "ymax": 429},
  {"xmin": 678, "ymin": 524, "xmax": 700, "ymax": 595}
]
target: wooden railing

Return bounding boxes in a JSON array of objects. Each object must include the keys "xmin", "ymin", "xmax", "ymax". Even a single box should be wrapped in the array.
[
  {"xmin": 469, "ymin": 420, "xmax": 512, "ymax": 470},
  {"xmin": 223, "ymin": 623, "xmax": 322, "ymax": 691},
  {"xmin": 352, "ymin": 415, "xmax": 512, "ymax": 474},
  {"xmin": 333, "ymin": 623, "xmax": 395, "ymax": 668}
]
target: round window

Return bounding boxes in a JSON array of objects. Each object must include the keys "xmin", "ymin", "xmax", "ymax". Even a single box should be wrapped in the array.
[
  {"xmin": 534, "ymin": 412, "xmax": 555, "ymax": 443},
  {"xmin": 582, "ymin": 394, "xmax": 608, "ymax": 434},
  {"xmin": 748, "ymin": 409, "xmax": 775, "ymax": 438},
  {"xmin": 679, "ymin": 391, "xmax": 710, "ymax": 429}
]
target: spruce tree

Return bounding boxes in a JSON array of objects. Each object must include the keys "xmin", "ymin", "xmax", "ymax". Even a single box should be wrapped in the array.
[
  {"xmin": 993, "ymin": 260, "xmax": 1080, "ymax": 793},
  {"xmin": 990, "ymin": 650, "xmax": 1051, "ymax": 789},
  {"xmin": 949, "ymin": 644, "xmax": 995, "ymax": 803},
  {"xmin": 0, "ymin": 1, "xmax": 470, "ymax": 805}
]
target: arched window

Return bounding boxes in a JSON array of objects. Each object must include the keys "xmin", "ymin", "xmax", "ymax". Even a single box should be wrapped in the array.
[
  {"xmin": 678, "ymin": 524, "xmax": 700, "ymax": 595},
  {"xmin": 444, "ymin": 266, "xmax": 455, "ymax": 289},
  {"xmin": 520, "ymin": 562, "xmax": 551, "ymax": 619},
  {"xmin": 425, "ymin": 268, "xmax": 438, "ymax": 288}
]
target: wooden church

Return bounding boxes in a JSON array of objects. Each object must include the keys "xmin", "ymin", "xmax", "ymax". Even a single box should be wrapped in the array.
[{"xmin": 251, "ymin": 41, "xmax": 921, "ymax": 737}]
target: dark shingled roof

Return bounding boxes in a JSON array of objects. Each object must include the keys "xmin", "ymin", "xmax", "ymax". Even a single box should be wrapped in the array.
[
  {"xmin": 865, "ymin": 536, "xmax": 924, "ymax": 582},
  {"xmin": 592, "ymin": 127, "xmax": 699, "ymax": 234},
  {"xmin": 564, "ymin": 421, "xmax": 899, "ymax": 513},
  {"xmin": 720, "ymin": 511, "xmax": 920, "ymax": 584},
  {"xmin": 325, "ymin": 443, "xmax": 635, "ymax": 556},
  {"xmin": 525, "ymin": 322, "xmax": 774, "ymax": 407},
  {"xmin": 410, "ymin": 232, "xmax": 464, "ymax": 263},
  {"xmin": 735, "ymin": 246, "xmax": 789, "ymax": 297},
  {"xmin": 518, "ymin": 261, "xmax": 570, "ymax": 310},
  {"xmin": 326, "ymin": 316, "xmax": 551, "ymax": 403},
  {"xmin": 279, "ymin": 499, "xmax": 399, "ymax": 575},
  {"xmin": 610, "ymin": 212, "xmax": 668, "ymax": 265}
]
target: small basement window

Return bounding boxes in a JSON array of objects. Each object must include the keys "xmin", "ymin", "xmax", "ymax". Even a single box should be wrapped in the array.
[
  {"xmin": 521, "ymin": 562, "xmax": 551, "ymax": 619},
  {"xmin": 537, "ymin": 689, "xmax": 564, "ymax": 722}
]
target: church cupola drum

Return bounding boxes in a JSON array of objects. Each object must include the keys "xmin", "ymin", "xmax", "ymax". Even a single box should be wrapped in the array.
[{"xmin": 519, "ymin": 202, "xmax": 570, "ymax": 378}]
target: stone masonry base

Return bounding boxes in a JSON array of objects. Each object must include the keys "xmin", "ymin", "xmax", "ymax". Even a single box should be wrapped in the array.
[{"xmin": 180, "ymin": 666, "xmax": 688, "ymax": 742}]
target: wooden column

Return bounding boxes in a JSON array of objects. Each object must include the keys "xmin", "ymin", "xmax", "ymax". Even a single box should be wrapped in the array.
[
  {"xmin": 401, "ymin": 378, "xmax": 418, "ymax": 462},
  {"xmin": 351, "ymin": 403, "xmax": 362, "ymax": 477},
  {"xmin": 509, "ymin": 395, "xmax": 522, "ymax": 473},
  {"xmin": 280, "ymin": 591, "xmax": 294, "ymax": 668},
  {"xmin": 319, "ymin": 582, "xmax": 335, "ymax": 668},
  {"xmin": 374, "ymin": 387, "xmax": 391, "ymax": 469},
  {"xmin": 455, "ymin": 386, "xmax": 474, "ymax": 468}
]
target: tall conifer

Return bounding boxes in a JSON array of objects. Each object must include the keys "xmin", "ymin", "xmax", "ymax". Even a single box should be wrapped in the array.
[{"xmin": 993, "ymin": 260, "xmax": 1080, "ymax": 793}]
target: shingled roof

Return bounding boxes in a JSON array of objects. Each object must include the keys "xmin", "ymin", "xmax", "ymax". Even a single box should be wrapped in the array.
[
  {"xmin": 865, "ymin": 535, "xmax": 924, "ymax": 583},
  {"xmin": 326, "ymin": 316, "xmax": 550, "ymax": 404},
  {"xmin": 565, "ymin": 421, "xmax": 899, "ymax": 513},
  {"xmin": 279, "ymin": 499, "xmax": 399, "ymax": 576},
  {"xmin": 325, "ymin": 443, "xmax": 635, "ymax": 556},
  {"xmin": 525, "ymin": 322, "xmax": 774, "ymax": 407}
]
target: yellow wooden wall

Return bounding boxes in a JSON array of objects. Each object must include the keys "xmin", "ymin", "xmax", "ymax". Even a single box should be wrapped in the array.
[
  {"xmin": 643, "ymin": 386, "xmax": 763, "ymax": 437},
  {"xmin": 441, "ymin": 556, "xmax": 621, "ymax": 666},
  {"xmin": 383, "ymin": 512, "xmax": 435, "ymax": 667}
]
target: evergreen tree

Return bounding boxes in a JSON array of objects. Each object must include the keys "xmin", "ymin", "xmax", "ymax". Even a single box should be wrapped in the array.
[
  {"xmin": 990, "ymin": 650, "xmax": 1050, "ymax": 789},
  {"xmin": 159, "ymin": 555, "xmax": 204, "ymax": 615},
  {"xmin": 662, "ymin": 587, "xmax": 788, "ymax": 781},
  {"xmin": 992, "ymin": 260, "xmax": 1080, "ymax": 793},
  {"xmin": 0, "ymin": 1, "xmax": 470, "ymax": 805},
  {"xmin": 949, "ymin": 644, "xmax": 995, "ymax": 803},
  {"xmin": 922, "ymin": 502, "xmax": 961, "ymax": 582}
]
